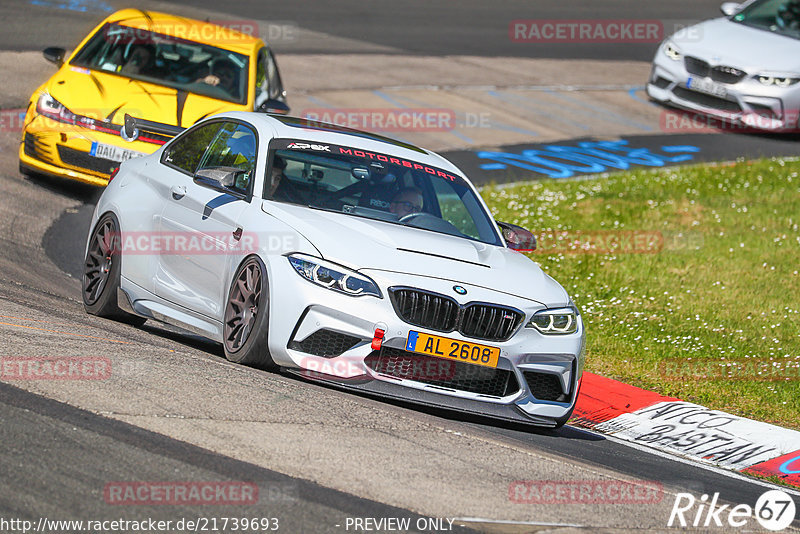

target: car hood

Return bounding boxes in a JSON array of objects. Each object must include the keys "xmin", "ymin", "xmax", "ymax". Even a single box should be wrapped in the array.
[
  {"xmin": 672, "ymin": 18, "xmax": 800, "ymax": 73},
  {"xmin": 261, "ymin": 201, "xmax": 569, "ymax": 307},
  {"xmin": 46, "ymin": 66, "xmax": 242, "ymax": 129}
]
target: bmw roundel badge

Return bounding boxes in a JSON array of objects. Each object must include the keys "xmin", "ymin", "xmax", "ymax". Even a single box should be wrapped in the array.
[{"xmin": 453, "ymin": 285, "xmax": 467, "ymax": 295}]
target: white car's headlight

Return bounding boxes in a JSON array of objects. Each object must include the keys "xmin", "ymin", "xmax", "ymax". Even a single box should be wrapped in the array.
[
  {"xmin": 756, "ymin": 75, "xmax": 799, "ymax": 87},
  {"xmin": 663, "ymin": 42, "xmax": 682, "ymax": 61},
  {"xmin": 36, "ymin": 93, "xmax": 77, "ymax": 124},
  {"xmin": 288, "ymin": 254, "xmax": 382, "ymax": 298},
  {"xmin": 527, "ymin": 306, "xmax": 579, "ymax": 335}
]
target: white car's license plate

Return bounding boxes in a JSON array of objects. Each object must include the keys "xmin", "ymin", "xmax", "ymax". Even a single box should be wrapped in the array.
[
  {"xmin": 686, "ymin": 77, "xmax": 727, "ymax": 98},
  {"xmin": 90, "ymin": 142, "xmax": 145, "ymax": 163}
]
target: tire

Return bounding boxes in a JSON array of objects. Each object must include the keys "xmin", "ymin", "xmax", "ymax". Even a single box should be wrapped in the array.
[
  {"xmin": 82, "ymin": 213, "xmax": 146, "ymax": 326},
  {"xmin": 223, "ymin": 255, "xmax": 277, "ymax": 370}
]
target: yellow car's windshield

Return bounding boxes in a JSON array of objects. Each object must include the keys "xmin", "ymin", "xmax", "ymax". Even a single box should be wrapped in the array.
[{"xmin": 71, "ymin": 22, "xmax": 249, "ymax": 104}]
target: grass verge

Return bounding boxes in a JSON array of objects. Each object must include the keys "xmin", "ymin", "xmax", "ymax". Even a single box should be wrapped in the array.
[{"xmin": 482, "ymin": 158, "xmax": 800, "ymax": 430}]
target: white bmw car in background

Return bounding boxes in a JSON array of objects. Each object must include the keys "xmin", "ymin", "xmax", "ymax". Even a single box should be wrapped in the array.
[
  {"xmin": 648, "ymin": 0, "xmax": 800, "ymax": 131},
  {"xmin": 82, "ymin": 112, "xmax": 585, "ymax": 428}
]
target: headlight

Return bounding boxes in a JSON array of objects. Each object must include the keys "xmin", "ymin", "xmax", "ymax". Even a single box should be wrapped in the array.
[
  {"xmin": 756, "ymin": 75, "xmax": 799, "ymax": 87},
  {"xmin": 36, "ymin": 93, "xmax": 77, "ymax": 124},
  {"xmin": 663, "ymin": 42, "xmax": 682, "ymax": 61},
  {"xmin": 288, "ymin": 254, "xmax": 382, "ymax": 298},
  {"xmin": 527, "ymin": 306, "xmax": 579, "ymax": 335}
]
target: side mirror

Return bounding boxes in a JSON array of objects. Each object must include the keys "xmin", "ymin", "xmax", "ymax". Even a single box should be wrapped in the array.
[
  {"xmin": 257, "ymin": 99, "xmax": 290, "ymax": 115},
  {"xmin": 43, "ymin": 47, "xmax": 66, "ymax": 66},
  {"xmin": 720, "ymin": 2, "xmax": 740, "ymax": 16},
  {"xmin": 497, "ymin": 221, "xmax": 537, "ymax": 251},
  {"xmin": 193, "ymin": 167, "xmax": 248, "ymax": 198}
]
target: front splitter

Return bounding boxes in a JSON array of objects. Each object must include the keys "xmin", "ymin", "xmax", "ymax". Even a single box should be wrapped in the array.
[{"xmin": 285, "ymin": 369, "xmax": 560, "ymax": 428}]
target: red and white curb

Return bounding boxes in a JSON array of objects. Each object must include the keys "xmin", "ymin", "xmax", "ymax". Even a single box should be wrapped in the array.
[{"xmin": 571, "ymin": 372, "xmax": 800, "ymax": 489}]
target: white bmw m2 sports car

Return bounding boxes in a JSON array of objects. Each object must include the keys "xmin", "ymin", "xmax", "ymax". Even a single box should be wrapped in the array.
[{"xmin": 83, "ymin": 112, "xmax": 585, "ymax": 428}]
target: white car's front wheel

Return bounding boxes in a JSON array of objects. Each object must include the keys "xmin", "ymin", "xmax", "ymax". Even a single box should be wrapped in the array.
[{"xmin": 223, "ymin": 256, "xmax": 277, "ymax": 370}]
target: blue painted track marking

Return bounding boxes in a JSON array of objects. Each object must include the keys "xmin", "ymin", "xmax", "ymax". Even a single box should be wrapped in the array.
[
  {"xmin": 476, "ymin": 139, "xmax": 702, "ymax": 179},
  {"xmin": 31, "ymin": 0, "xmax": 113, "ymax": 13},
  {"xmin": 779, "ymin": 454, "xmax": 800, "ymax": 475},
  {"xmin": 544, "ymin": 89, "xmax": 654, "ymax": 131},
  {"xmin": 489, "ymin": 90, "xmax": 589, "ymax": 131},
  {"xmin": 628, "ymin": 86, "xmax": 660, "ymax": 108}
]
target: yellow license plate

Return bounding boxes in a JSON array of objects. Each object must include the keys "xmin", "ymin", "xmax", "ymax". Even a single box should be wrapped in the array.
[{"xmin": 405, "ymin": 331, "xmax": 500, "ymax": 368}]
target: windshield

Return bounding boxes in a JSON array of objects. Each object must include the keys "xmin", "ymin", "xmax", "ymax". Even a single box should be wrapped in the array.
[
  {"xmin": 71, "ymin": 22, "xmax": 249, "ymax": 104},
  {"xmin": 732, "ymin": 0, "xmax": 800, "ymax": 39},
  {"xmin": 264, "ymin": 139, "xmax": 502, "ymax": 246}
]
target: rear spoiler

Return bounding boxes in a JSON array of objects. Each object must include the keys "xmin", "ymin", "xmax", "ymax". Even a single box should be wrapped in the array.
[{"xmin": 124, "ymin": 114, "xmax": 184, "ymax": 142}]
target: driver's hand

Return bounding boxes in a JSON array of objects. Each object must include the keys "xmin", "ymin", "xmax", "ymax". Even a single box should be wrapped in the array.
[{"xmin": 198, "ymin": 74, "xmax": 220, "ymax": 86}]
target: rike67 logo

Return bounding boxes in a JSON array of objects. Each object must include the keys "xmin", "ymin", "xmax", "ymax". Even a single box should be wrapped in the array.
[{"xmin": 668, "ymin": 489, "xmax": 796, "ymax": 531}]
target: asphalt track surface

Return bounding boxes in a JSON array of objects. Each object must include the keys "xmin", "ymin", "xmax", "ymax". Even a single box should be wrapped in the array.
[
  {"xmin": 2, "ymin": 0, "xmax": 800, "ymax": 532},
  {"xmin": 3, "ymin": 0, "xmax": 726, "ymax": 59},
  {"xmin": 0, "ymin": 380, "xmax": 468, "ymax": 533}
]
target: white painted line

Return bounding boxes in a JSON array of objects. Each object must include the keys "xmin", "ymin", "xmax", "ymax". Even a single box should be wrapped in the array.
[{"xmin": 454, "ymin": 517, "xmax": 586, "ymax": 528}]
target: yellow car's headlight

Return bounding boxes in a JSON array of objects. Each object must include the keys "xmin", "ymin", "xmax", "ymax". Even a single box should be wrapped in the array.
[{"xmin": 36, "ymin": 93, "xmax": 77, "ymax": 124}]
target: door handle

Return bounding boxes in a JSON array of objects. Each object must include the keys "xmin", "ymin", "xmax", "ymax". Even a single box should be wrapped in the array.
[{"xmin": 171, "ymin": 185, "xmax": 186, "ymax": 200}]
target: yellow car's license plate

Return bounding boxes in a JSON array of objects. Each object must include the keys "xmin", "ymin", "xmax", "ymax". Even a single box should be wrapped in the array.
[
  {"xmin": 405, "ymin": 331, "xmax": 500, "ymax": 368},
  {"xmin": 90, "ymin": 141, "xmax": 145, "ymax": 163}
]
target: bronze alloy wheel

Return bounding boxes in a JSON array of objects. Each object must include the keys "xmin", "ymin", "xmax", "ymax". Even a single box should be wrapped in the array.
[
  {"xmin": 223, "ymin": 256, "xmax": 276, "ymax": 369},
  {"xmin": 82, "ymin": 213, "xmax": 145, "ymax": 326},
  {"xmin": 83, "ymin": 217, "xmax": 116, "ymax": 306}
]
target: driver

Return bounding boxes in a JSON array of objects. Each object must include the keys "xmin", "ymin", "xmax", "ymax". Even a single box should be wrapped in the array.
[
  {"xmin": 120, "ymin": 44, "xmax": 157, "ymax": 76},
  {"xmin": 267, "ymin": 156, "xmax": 304, "ymax": 204},
  {"xmin": 389, "ymin": 187, "xmax": 424, "ymax": 218},
  {"xmin": 196, "ymin": 59, "xmax": 239, "ymax": 96},
  {"xmin": 778, "ymin": 0, "xmax": 800, "ymax": 29}
]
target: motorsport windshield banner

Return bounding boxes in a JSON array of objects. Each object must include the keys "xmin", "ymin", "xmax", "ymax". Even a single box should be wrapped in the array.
[{"xmin": 269, "ymin": 138, "xmax": 468, "ymax": 186}]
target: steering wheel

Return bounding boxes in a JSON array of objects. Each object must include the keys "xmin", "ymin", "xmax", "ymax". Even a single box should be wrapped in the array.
[{"xmin": 399, "ymin": 212, "xmax": 423, "ymax": 224}]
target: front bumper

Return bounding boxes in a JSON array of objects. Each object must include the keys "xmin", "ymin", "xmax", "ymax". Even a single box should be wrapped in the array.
[
  {"xmin": 267, "ymin": 260, "xmax": 585, "ymax": 427},
  {"xmin": 647, "ymin": 51, "xmax": 800, "ymax": 132},
  {"xmin": 19, "ymin": 115, "xmax": 162, "ymax": 186}
]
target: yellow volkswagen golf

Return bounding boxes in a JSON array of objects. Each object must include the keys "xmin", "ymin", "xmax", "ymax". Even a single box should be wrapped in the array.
[{"xmin": 20, "ymin": 9, "xmax": 289, "ymax": 186}]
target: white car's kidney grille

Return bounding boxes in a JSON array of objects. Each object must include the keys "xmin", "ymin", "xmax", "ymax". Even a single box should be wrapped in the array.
[
  {"xmin": 460, "ymin": 304, "xmax": 522, "ymax": 341},
  {"xmin": 366, "ymin": 347, "xmax": 520, "ymax": 397},
  {"xmin": 389, "ymin": 287, "xmax": 524, "ymax": 342},
  {"xmin": 390, "ymin": 288, "xmax": 459, "ymax": 331},
  {"xmin": 684, "ymin": 56, "xmax": 746, "ymax": 84}
]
